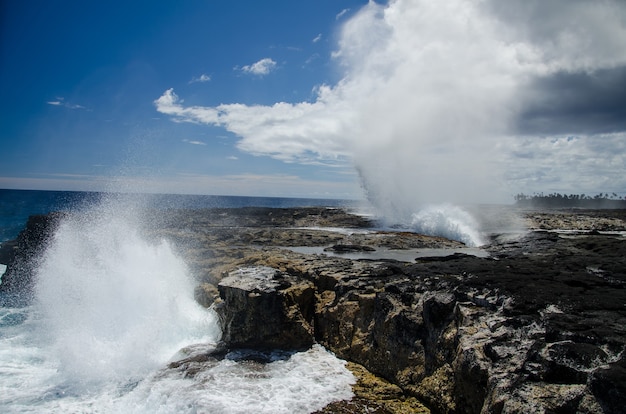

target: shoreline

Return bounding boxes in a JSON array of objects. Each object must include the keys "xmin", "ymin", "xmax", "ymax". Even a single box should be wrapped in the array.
[{"xmin": 1, "ymin": 207, "xmax": 625, "ymax": 413}]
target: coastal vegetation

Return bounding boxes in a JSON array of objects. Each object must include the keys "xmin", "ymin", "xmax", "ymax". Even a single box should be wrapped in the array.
[{"xmin": 514, "ymin": 192, "xmax": 626, "ymax": 208}]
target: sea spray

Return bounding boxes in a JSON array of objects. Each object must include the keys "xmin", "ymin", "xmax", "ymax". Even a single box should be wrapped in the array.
[
  {"xmin": 358, "ymin": 198, "xmax": 486, "ymax": 247},
  {"xmin": 1, "ymin": 194, "xmax": 357, "ymax": 413},
  {"xmin": 410, "ymin": 204, "xmax": 485, "ymax": 247},
  {"xmin": 33, "ymin": 196, "xmax": 219, "ymax": 388}
]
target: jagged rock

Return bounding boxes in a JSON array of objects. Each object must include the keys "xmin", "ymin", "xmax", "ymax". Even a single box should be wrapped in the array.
[
  {"xmin": 194, "ymin": 282, "xmax": 220, "ymax": 308},
  {"xmin": 589, "ymin": 355, "xmax": 626, "ymax": 413},
  {"xmin": 215, "ymin": 266, "xmax": 316, "ymax": 351},
  {"xmin": 314, "ymin": 361, "xmax": 431, "ymax": 413}
]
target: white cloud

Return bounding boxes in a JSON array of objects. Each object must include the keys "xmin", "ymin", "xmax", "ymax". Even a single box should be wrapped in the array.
[
  {"xmin": 46, "ymin": 96, "xmax": 86, "ymax": 110},
  {"xmin": 312, "ymin": 33, "xmax": 322, "ymax": 43},
  {"xmin": 157, "ymin": 0, "xmax": 626, "ymax": 210},
  {"xmin": 155, "ymin": 85, "xmax": 354, "ymax": 164},
  {"xmin": 336, "ymin": 8, "xmax": 349, "ymax": 20},
  {"xmin": 189, "ymin": 74, "xmax": 211, "ymax": 83},
  {"xmin": 155, "ymin": 89, "xmax": 220, "ymax": 124},
  {"xmin": 240, "ymin": 58, "xmax": 277, "ymax": 76},
  {"xmin": 500, "ymin": 133, "xmax": 626, "ymax": 195},
  {"xmin": 182, "ymin": 139, "xmax": 206, "ymax": 146}
]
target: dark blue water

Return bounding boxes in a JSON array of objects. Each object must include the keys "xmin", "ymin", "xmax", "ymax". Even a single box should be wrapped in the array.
[{"xmin": 0, "ymin": 189, "xmax": 356, "ymax": 243}]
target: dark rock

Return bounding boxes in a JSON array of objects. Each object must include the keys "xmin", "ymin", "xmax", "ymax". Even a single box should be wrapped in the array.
[
  {"xmin": 416, "ymin": 252, "xmax": 474, "ymax": 262},
  {"xmin": 324, "ymin": 244, "xmax": 376, "ymax": 253},
  {"xmin": 215, "ymin": 266, "xmax": 316, "ymax": 351},
  {"xmin": 194, "ymin": 282, "xmax": 220, "ymax": 308},
  {"xmin": 0, "ymin": 212, "xmax": 65, "ymax": 300},
  {"xmin": 590, "ymin": 355, "xmax": 626, "ymax": 414}
]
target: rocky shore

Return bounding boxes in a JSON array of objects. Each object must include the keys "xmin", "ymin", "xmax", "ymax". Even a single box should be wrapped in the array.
[{"xmin": 1, "ymin": 207, "xmax": 625, "ymax": 413}]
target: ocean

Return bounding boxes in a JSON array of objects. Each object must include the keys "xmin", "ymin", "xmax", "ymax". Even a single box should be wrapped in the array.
[{"xmin": 0, "ymin": 189, "xmax": 357, "ymax": 413}]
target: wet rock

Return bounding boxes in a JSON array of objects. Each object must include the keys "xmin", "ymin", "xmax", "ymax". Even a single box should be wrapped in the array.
[
  {"xmin": 0, "ymin": 212, "xmax": 65, "ymax": 300},
  {"xmin": 215, "ymin": 266, "xmax": 315, "ymax": 351},
  {"xmin": 324, "ymin": 244, "xmax": 376, "ymax": 253},
  {"xmin": 194, "ymin": 282, "xmax": 220, "ymax": 308},
  {"xmin": 589, "ymin": 355, "xmax": 626, "ymax": 413}
]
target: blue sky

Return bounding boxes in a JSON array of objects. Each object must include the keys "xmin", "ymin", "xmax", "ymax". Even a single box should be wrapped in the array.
[
  {"xmin": 0, "ymin": 0, "xmax": 366, "ymax": 198},
  {"xmin": 1, "ymin": 0, "xmax": 625, "ymax": 205}
]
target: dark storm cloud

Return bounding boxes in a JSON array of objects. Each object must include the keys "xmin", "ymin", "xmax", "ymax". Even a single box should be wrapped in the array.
[{"xmin": 518, "ymin": 66, "xmax": 626, "ymax": 135}]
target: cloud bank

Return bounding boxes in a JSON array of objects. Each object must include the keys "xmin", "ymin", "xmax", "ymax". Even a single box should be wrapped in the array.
[{"xmin": 156, "ymin": 0, "xmax": 626, "ymax": 215}]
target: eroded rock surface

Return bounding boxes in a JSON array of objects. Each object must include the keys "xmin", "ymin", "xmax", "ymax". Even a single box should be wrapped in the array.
[
  {"xmin": 179, "ymin": 208, "xmax": 625, "ymax": 413},
  {"xmin": 215, "ymin": 266, "xmax": 316, "ymax": 351}
]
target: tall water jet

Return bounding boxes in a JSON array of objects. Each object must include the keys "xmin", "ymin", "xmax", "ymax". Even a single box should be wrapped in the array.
[{"xmin": 341, "ymin": 0, "xmax": 522, "ymax": 245}]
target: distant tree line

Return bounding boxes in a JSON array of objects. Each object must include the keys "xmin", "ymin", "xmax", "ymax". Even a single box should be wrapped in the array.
[{"xmin": 514, "ymin": 192, "xmax": 626, "ymax": 208}]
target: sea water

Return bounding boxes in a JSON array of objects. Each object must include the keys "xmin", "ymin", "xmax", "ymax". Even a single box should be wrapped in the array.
[{"xmin": 0, "ymin": 190, "xmax": 355, "ymax": 413}]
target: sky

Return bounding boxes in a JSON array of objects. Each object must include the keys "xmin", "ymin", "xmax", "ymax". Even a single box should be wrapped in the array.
[{"xmin": 1, "ymin": 0, "xmax": 625, "ymax": 206}]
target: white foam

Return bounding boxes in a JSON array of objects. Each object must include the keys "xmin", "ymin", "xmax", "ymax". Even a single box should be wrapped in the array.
[
  {"xmin": 0, "ymin": 330, "xmax": 354, "ymax": 414},
  {"xmin": 106, "ymin": 344, "xmax": 354, "ymax": 414},
  {"xmin": 411, "ymin": 204, "xmax": 485, "ymax": 246}
]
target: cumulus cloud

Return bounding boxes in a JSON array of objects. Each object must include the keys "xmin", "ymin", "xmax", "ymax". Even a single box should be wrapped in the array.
[
  {"xmin": 157, "ymin": 0, "xmax": 626, "ymax": 212},
  {"xmin": 189, "ymin": 74, "xmax": 211, "ymax": 83},
  {"xmin": 239, "ymin": 58, "xmax": 277, "ymax": 76},
  {"xmin": 155, "ymin": 85, "xmax": 353, "ymax": 164},
  {"xmin": 155, "ymin": 89, "xmax": 220, "ymax": 124}
]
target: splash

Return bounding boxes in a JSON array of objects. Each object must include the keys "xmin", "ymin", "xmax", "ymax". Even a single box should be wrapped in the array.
[
  {"xmin": 410, "ymin": 204, "xmax": 485, "ymax": 247},
  {"xmin": 33, "ymin": 195, "xmax": 218, "ymax": 388},
  {"xmin": 1, "ymin": 193, "xmax": 358, "ymax": 412}
]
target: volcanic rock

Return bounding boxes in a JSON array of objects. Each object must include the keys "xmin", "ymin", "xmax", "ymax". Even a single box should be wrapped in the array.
[
  {"xmin": 324, "ymin": 244, "xmax": 376, "ymax": 253},
  {"xmin": 214, "ymin": 266, "xmax": 316, "ymax": 351}
]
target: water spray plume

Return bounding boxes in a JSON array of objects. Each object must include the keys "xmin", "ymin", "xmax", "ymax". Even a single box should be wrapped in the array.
[
  {"xmin": 34, "ymin": 195, "xmax": 218, "ymax": 387},
  {"xmin": 343, "ymin": 0, "xmax": 520, "ymax": 244}
]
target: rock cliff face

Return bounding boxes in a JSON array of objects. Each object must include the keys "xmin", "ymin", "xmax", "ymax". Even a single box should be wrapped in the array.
[
  {"xmin": 2, "ymin": 207, "xmax": 625, "ymax": 413},
  {"xmin": 215, "ymin": 266, "xmax": 316, "ymax": 350}
]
